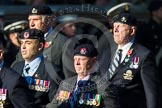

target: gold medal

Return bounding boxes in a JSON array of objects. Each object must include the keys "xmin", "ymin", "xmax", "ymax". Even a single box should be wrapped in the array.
[{"xmin": 92, "ymin": 99, "xmax": 97, "ymax": 106}]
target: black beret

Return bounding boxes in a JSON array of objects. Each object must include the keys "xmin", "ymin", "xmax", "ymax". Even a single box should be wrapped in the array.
[
  {"xmin": 20, "ymin": 29, "xmax": 44, "ymax": 42},
  {"xmin": 113, "ymin": 13, "xmax": 137, "ymax": 26},
  {"xmin": 148, "ymin": 1, "xmax": 162, "ymax": 11},
  {"xmin": 73, "ymin": 43, "xmax": 98, "ymax": 57},
  {"xmin": 28, "ymin": 5, "xmax": 52, "ymax": 15}
]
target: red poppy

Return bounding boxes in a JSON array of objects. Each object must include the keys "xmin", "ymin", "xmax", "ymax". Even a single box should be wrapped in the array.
[{"xmin": 45, "ymin": 41, "xmax": 52, "ymax": 48}]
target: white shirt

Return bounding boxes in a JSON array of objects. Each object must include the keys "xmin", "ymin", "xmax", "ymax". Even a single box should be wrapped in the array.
[
  {"xmin": 117, "ymin": 39, "xmax": 134, "ymax": 63},
  {"xmin": 44, "ymin": 27, "xmax": 53, "ymax": 40},
  {"xmin": 23, "ymin": 55, "xmax": 42, "ymax": 76}
]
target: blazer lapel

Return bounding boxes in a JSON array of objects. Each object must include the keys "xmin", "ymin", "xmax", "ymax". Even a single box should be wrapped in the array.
[
  {"xmin": 33, "ymin": 59, "xmax": 45, "ymax": 78},
  {"xmin": 16, "ymin": 61, "xmax": 25, "ymax": 75}
]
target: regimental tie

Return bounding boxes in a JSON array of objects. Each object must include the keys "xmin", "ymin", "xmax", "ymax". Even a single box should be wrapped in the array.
[
  {"xmin": 24, "ymin": 64, "xmax": 30, "ymax": 74},
  {"xmin": 109, "ymin": 49, "xmax": 123, "ymax": 78}
]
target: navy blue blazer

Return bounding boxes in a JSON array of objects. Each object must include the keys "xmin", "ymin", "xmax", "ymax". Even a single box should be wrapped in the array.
[{"xmin": 0, "ymin": 65, "xmax": 35, "ymax": 108}]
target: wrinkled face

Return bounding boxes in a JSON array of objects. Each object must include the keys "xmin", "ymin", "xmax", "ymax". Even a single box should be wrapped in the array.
[
  {"xmin": 113, "ymin": 22, "xmax": 136, "ymax": 47},
  {"xmin": 28, "ymin": 15, "xmax": 43, "ymax": 30},
  {"xmin": 20, "ymin": 39, "xmax": 43, "ymax": 62},
  {"xmin": 74, "ymin": 55, "xmax": 96, "ymax": 78},
  {"xmin": 62, "ymin": 23, "xmax": 76, "ymax": 37}
]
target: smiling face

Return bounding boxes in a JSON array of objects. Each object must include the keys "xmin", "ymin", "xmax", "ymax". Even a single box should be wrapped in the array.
[
  {"xmin": 113, "ymin": 22, "xmax": 136, "ymax": 47},
  {"xmin": 73, "ymin": 55, "xmax": 96, "ymax": 79},
  {"xmin": 20, "ymin": 39, "xmax": 44, "ymax": 62}
]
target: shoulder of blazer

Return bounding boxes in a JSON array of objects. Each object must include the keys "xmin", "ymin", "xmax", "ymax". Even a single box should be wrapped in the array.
[
  {"xmin": 11, "ymin": 61, "xmax": 25, "ymax": 75},
  {"xmin": 134, "ymin": 42, "xmax": 150, "ymax": 55}
]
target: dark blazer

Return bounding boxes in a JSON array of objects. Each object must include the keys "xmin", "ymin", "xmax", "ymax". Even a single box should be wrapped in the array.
[
  {"xmin": 46, "ymin": 71, "xmax": 118, "ymax": 108},
  {"xmin": 12, "ymin": 58, "xmax": 61, "ymax": 108},
  {"xmin": 108, "ymin": 42, "xmax": 159, "ymax": 108},
  {"xmin": 0, "ymin": 65, "xmax": 35, "ymax": 108}
]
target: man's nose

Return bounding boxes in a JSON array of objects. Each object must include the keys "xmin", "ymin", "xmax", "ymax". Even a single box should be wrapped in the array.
[
  {"xmin": 76, "ymin": 59, "xmax": 80, "ymax": 65},
  {"xmin": 114, "ymin": 25, "xmax": 119, "ymax": 32}
]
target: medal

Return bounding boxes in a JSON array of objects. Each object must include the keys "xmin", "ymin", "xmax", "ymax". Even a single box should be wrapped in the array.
[
  {"xmin": 89, "ymin": 99, "xmax": 93, "ymax": 106},
  {"xmin": 133, "ymin": 57, "xmax": 139, "ymax": 69},
  {"xmin": 96, "ymin": 94, "xmax": 101, "ymax": 106},
  {"xmin": 86, "ymin": 100, "xmax": 90, "ymax": 105},
  {"xmin": 2, "ymin": 89, "xmax": 7, "ymax": 101},
  {"xmin": 79, "ymin": 99, "xmax": 84, "ymax": 104},
  {"xmin": 92, "ymin": 99, "xmax": 97, "ymax": 106}
]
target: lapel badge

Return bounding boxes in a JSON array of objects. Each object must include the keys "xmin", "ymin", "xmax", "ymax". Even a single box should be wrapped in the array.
[
  {"xmin": 127, "ymin": 48, "xmax": 133, "ymax": 57},
  {"xmin": 121, "ymin": 17, "xmax": 127, "ymax": 23},
  {"xmin": 32, "ymin": 8, "xmax": 38, "ymax": 14},
  {"xmin": 45, "ymin": 41, "xmax": 52, "ymax": 48},
  {"xmin": 34, "ymin": 74, "xmax": 38, "ymax": 77},
  {"xmin": 123, "ymin": 70, "xmax": 133, "ymax": 80}
]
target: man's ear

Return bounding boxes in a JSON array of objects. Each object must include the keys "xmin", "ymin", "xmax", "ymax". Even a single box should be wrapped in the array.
[
  {"xmin": 0, "ymin": 50, "xmax": 4, "ymax": 60},
  {"xmin": 130, "ymin": 26, "xmax": 136, "ymax": 35},
  {"xmin": 38, "ymin": 42, "xmax": 44, "ymax": 51}
]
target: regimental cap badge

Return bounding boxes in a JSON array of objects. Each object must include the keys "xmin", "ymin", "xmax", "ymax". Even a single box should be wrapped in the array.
[
  {"xmin": 121, "ymin": 17, "xmax": 127, "ymax": 23},
  {"xmin": 125, "ymin": 5, "xmax": 129, "ymax": 12},
  {"xmin": 32, "ymin": 8, "xmax": 38, "ymax": 14},
  {"xmin": 24, "ymin": 32, "xmax": 29, "ymax": 38},
  {"xmin": 80, "ymin": 48, "xmax": 87, "ymax": 55}
]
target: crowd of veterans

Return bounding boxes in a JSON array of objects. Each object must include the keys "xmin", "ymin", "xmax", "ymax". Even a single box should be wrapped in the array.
[{"xmin": 0, "ymin": 1, "xmax": 162, "ymax": 108}]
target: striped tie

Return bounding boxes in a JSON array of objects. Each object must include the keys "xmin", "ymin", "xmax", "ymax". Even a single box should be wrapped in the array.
[
  {"xmin": 109, "ymin": 49, "xmax": 122, "ymax": 78},
  {"xmin": 25, "ymin": 64, "xmax": 30, "ymax": 74}
]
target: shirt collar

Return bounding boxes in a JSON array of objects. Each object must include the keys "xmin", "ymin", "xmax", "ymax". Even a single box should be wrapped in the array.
[
  {"xmin": 118, "ymin": 38, "xmax": 134, "ymax": 50},
  {"xmin": 117, "ymin": 38, "xmax": 134, "ymax": 62},
  {"xmin": 44, "ymin": 26, "xmax": 53, "ymax": 39},
  {"xmin": 25, "ymin": 54, "xmax": 42, "ymax": 70}
]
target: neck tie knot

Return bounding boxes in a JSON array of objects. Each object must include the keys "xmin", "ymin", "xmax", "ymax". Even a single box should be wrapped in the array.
[{"xmin": 77, "ymin": 80, "xmax": 87, "ymax": 87}]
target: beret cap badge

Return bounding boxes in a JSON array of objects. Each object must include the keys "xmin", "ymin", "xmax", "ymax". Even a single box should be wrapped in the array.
[
  {"xmin": 80, "ymin": 48, "xmax": 87, "ymax": 55},
  {"xmin": 121, "ymin": 17, "xmax": 127, "ymax": 23},
  {"xmin": 32, "ymin": 8, "xmax": 38, "ymax": 14},
  {"xmin": 24, "ymin": 32, "xmax": 29, "ymax": 38}
]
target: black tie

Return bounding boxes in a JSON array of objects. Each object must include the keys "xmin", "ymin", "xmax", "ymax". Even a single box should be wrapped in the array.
[
  {"xmin": 109, "ymin": 49, "xmax": 123, "ymax": 78},
  {"xmin": 75, "ymin": 80, "xmax": 87, "ymax": 97}
]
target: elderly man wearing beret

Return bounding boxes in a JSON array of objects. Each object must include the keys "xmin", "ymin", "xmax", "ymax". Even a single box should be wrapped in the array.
[
  {"xmin": 12, "ymin": 29, "xmax": 62, "ymax": 107},
  {"xmin": 46, "ymin": 38, "xmax": 118, "ymax": 108},
  {"xmin": 107, "ymin": 13, "xmax": 160, "ymax": 108}
]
